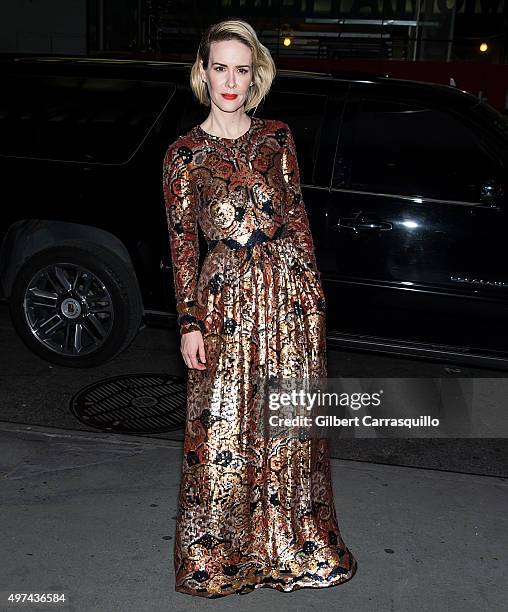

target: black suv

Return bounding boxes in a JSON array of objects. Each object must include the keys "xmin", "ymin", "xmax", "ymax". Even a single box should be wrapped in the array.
[{"xmin": 1, "ymin": 57, "xmax": 507, "ymax": 369}]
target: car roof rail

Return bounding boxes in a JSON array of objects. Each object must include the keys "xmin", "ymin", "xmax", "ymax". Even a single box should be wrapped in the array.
[
  {"xmin": 10, "ymin": 56, "xmax": 193, "ymax": 67},
  {"xmin": 277, "ymin": 68, "xmax": 332, "ymax": 78},
  {"xmin": 330, "ymin": 69, "xmax": 388, "ymax": 80}
]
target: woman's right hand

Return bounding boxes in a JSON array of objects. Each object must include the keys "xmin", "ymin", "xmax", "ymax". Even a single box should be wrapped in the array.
[{"xmin": 181, "ymin": 330, "xmax": 207, "ymax": 370}]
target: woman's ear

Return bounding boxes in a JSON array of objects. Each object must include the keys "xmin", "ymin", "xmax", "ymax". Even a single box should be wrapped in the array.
[{"xmin": 199, "ymin": 59, "xmax": 206, "ymax": 81}]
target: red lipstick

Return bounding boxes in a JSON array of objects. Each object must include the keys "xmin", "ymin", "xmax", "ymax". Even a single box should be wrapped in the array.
[{"xmin": 222, "ymin": 93, "xmax": 238, "ymax": 100}]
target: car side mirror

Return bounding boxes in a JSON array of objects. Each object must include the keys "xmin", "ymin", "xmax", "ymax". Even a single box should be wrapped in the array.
[{"xmin": 479, "ymin": 178, "xmax": 504, "ymax": 209}]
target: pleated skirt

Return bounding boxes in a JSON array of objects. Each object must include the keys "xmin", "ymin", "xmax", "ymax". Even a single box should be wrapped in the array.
[{"xmin": 173, "ymin": 234, "xmax": 358, "ymax": 597}]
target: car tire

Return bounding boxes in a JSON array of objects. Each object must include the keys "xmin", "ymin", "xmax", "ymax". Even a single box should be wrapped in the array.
[{"xmin": 9, "ymin": 242, "xmax": 144, "ymax": 367}]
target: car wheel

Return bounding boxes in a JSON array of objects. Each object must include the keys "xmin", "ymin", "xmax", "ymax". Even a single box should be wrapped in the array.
[{"xmin": 9, "ymin": 242, "xmax": 144, "ymax": 367}]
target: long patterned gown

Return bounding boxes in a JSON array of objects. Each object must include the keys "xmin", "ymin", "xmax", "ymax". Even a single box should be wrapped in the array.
[{"xmin": 162, "ymin": 116, "xmax": 357, "ymax": 597}]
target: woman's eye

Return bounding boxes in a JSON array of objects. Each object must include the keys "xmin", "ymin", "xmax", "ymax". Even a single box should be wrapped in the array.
[{"xmin": 214, "ymin": 67, "xmax": 248, "ymax": 74}]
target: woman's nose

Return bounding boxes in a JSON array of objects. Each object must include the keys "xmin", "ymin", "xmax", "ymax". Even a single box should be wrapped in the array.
[{"xmin": 226, "ymin": 73, "xmax": 237, "ymax": 88}]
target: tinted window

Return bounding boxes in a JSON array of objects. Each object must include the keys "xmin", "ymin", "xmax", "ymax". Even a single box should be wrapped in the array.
[
  {"xmin": 0, "ymin": 75, "xmax": 175, "ymax": 162},
  {"xmin": 334, "ymin": 96, "xmax": 502, "ymax": 203},
  {"xmin": 257, "ymin": 90, "xmax": 326, "ymax": 183},
  {"xmin": 179, "ymin": 89, "xmax": 326, "ymax": 184},
  {"xmin": 471, "ymin": 100, "xmax": 508, "ymax": 141}
]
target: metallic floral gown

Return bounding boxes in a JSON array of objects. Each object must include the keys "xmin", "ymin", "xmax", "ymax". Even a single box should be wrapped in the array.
[{"xmin": 162, "ymin": 116, "xmax": 357, "ymax": 597}]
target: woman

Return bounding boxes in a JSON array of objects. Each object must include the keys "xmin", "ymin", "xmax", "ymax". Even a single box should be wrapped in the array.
[{"xmin": 162, "ymin": 19, "xmax": 357, "ymax": 598}]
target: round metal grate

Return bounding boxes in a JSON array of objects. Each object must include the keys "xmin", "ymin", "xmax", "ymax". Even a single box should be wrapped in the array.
[{"xmin": 70, "ymin": 373, "xmax": 187, "ymax": 434}]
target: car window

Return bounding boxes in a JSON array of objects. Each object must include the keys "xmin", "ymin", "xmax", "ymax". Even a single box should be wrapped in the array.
[
  {"xmin": 333, "ymin": 96, "xmax": 503, "ymax": 203},
  {"xmin": 471, "ymin": 100, "xmax": 508, "ymax": 140},
  {"xmin": 256, "ymin": 90, "xmax": 327, "ymax": 184},
  {"xmin": 179, "ymin": 88, "xmax": 326, "ymax": 185},
  {"xmin": 0, "ymin": 74, "xmax": 175, "ymax": 163}
]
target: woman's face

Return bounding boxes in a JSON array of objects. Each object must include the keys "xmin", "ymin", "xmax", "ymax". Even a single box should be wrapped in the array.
[{"xmin": 200, "ymin": 39, "xmax": 253, "ymax": 112}]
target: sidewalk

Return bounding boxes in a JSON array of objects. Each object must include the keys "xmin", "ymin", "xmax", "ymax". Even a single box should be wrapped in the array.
[{"xmin": 0, "ymin": 421, "xmax": 505, "ymax": 612}]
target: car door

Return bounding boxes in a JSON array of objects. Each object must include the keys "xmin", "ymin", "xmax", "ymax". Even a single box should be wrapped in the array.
[
  {"xmin": 253, "ymin": 74, "xmax": 348, "ymax": 288},
  {"xmin": 321, "ymin": 80, "xmax": 508, "ymax": 354}
]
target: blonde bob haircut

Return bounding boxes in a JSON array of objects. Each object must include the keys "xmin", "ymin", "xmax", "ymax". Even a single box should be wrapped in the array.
[{"xmin": 190, "ymin": 19, "xmax": 277, "ymax": 115}]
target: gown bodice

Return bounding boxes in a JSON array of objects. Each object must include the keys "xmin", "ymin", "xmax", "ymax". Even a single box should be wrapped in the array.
[{"xmin": 162, "ymin": 116, "xmax": 318, "ymax": 334}]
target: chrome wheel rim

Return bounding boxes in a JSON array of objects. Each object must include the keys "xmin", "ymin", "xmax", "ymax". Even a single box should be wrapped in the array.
[{"xmin": 23, "ymin": 262, "xmax": 115, "ymax": 356}]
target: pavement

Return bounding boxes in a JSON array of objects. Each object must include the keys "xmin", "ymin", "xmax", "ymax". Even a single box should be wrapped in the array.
[{"xmin": 0, "ymin": 421, "xmax": 505, "ymax": 612}]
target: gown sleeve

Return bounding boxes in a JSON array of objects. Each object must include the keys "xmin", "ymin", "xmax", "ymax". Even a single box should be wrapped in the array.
[
  {"xmin": 162, "ymin": 141, "xmax": 203, "ymax": 336},
  {"xmin": 280, "ymin": 123, "xmax": 319, "ymax": 273}
]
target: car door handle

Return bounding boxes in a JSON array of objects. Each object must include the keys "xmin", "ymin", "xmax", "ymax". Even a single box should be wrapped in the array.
[{"xmin": 335, "ymin": 215, "xmax": 393, "ymax": 232}]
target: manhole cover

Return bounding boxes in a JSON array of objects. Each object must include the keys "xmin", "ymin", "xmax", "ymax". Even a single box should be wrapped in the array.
[{"xmin": 70, "ymin": 373, "xmax": 187, "ymax": 434}]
